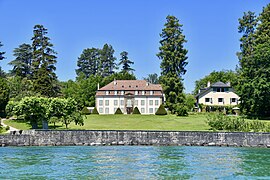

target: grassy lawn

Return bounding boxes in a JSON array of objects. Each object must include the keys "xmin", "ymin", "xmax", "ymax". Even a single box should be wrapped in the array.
[
  {"xmin": 4, "ymin": 119, "xmax": 32, "ymax": 130},
  {"xmin": 4, "ymin": 113, "xmax": 210, "ymax": 131}
]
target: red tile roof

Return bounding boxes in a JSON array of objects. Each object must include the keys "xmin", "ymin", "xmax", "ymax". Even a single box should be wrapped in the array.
[{"xmin": 98, "ymin": 80, "xmax": 163, "ymax": 91}]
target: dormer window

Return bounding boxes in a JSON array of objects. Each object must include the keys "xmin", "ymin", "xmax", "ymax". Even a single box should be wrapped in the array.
[
  {"xmin": 150, "ymin": 91, "xmax": 153, "ymax": 95},
  {"xmin": 142, "ymin": 91, "xmax": 145, "ymax": 95},
  {"xmin": 106, "ymin": 91, "xmax": 109, "ymax": 95},
  {"xmin": 121, "ymin": 91, "xmax": 124, "ymax": 95},
  {"xmin": 135, "ymin": 91, "xmax": 138, "ymax": 95},
  {"xmin": 114, "ymin": 91, "xmax": 117, "ymax": 95}
]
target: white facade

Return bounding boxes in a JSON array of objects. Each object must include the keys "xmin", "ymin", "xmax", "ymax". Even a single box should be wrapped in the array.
[{"xmin": 96, "ymin": 96, "xmax": 162, "ymax": 114}]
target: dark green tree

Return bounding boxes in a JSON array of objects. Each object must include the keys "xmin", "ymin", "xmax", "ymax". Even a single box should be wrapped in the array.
[
  {"xmin": 237, "ymin": 4, "xmax": 270, "ymax": 117},
  {"xmin": 31, "ymin": 25, "xmax": 59, "ymax": 97},
  {"xmin": 76, "ymin": 48, "xmax": 100, "ymax": 78},
  {"xmin": 9, "ymin": 43, "xmax": 32, "ymax": 78},
  {"xmin": 157, "ymin": 15, "xmax": 188, "ymax": 114},
  {"xmin": 99, "ymin": 44, "xmax": 117, "ymax": 77},
  {"xmin": 143, "ymin": 73, "xmax": 159, "ymax": 84},
  {"xmin": 119, "ymin": 51, "xmax": 134, "ymax": 74},
  {"xmin": 0, "ymin": 41, "xmax": 6, "ymax": 77},
  {"xmin": 194, "ymin": 70, "xmax": 238, "ymax": 95},
  {"xmin": 0, "ymin": 77, "xmax": 9, "ymax": 115}
]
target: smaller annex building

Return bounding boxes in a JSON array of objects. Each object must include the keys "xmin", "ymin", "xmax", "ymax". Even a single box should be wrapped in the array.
[
  {"xmin": 195, "ymin": 81, "xmax": 239, "ymax": 106},
  {"xmin": 96, "ymin": 80, "xmax": 165, "ymax": 114}
]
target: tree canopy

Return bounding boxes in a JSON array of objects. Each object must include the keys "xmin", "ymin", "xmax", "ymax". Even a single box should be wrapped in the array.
[{"xmin": 119, "ymin": 51, "xmax": 134, "ymax": 74}]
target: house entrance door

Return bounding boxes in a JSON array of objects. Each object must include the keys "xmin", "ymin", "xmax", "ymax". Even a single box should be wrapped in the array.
[{"xmin": 126, "ymin": 99, "xmax": 133, "ymax": 114}]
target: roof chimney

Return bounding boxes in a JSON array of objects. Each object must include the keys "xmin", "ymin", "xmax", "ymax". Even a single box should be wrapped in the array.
[
  {"xmin": 207, "ymin": 81, "xmax": 211, "ymax": 87},
  {"xmin": 146, "ymin": 82, "xmax": 149, "ymax": 86},
  {"xmin": 114, "ymin": 78, "xmax": 117, "ymax": 86}
]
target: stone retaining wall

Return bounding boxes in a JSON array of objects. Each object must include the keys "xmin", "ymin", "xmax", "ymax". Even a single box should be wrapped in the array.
[{"xmin": 0, "ymin": 130, "xmax": 270, "ymax": 147}]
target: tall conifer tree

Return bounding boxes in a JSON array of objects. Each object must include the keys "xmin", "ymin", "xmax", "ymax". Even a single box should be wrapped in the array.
[
  {"xmin": 31, "ymin": 25, "xmax": 59, "ymax": 97},
  {"xmin": 119, "ymin": 51, "xmax": 134, "ymax": 74},
  {"xmin": 157, "ymin": 15, "xmax": 188, "ymax": 114},
  {"xmin": 99, "ymin": 44, "xmax": 116, "ymax": 77}
]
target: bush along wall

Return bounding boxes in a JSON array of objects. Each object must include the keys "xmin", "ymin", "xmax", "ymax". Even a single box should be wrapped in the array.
[
  {"xmin": 203, "ymin": 105, "xmax": 238, "ymax": 115},
  {"xmin": 92, "ymin": 107, "xmax": 99, "ymax": 115},
  {"xmin": 81, "ymin": 107, "xmax": 91, "ymax": 115}
]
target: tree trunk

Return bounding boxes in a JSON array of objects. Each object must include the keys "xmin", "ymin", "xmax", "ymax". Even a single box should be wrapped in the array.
[{"xmin": 42, "ymin": 120, "xmax": 48, "ymax": 129}]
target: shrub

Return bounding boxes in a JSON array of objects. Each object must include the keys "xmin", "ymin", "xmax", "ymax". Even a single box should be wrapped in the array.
[
  {"xmin": 81, "ymin": 107, "xmax": 91, "ymax": 115},
  {"xmin": 175, "ymin": 104, "xmax": 188, "ymax": 116},
  {"xmin": 132, "ymin": 107, "xmax": 141, "ymax": 114},
  {"xmin": 155, "ymin": 104, "xmax": 167, "ymax": 115},
  {"xmin": 115, "ymin": 108, "xmax": 123, "ymax": 114},
  {"xmin": 5, "ymin": 126, "xmax": 10, "ymax": 131},
  {"xmin": 92, "ymin": 107, "xmax": 99, "ymax": 115}
]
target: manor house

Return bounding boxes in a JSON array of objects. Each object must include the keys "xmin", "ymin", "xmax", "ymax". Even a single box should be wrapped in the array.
[{"xmin": 96, "ymin": 80, "xmax": 165, "ymax": 114}]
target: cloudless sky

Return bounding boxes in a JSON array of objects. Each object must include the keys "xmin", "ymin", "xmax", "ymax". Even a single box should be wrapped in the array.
[{"xmin": 0, "ymin": 0, "xmax": 269, "ymax": 93}]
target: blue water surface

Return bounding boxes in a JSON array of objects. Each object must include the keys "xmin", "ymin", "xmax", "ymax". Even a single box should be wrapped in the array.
[{"xmin": 0, "ymin": 146, "xmax": 269, "ymax": 179}]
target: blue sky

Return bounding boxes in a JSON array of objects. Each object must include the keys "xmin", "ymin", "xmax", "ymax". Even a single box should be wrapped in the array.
[{"xmin": 0, "ymin": 0, "xmax": 269, "ymax": 93}]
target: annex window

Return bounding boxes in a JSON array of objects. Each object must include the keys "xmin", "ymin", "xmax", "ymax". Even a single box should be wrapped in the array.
[
  {"xmin": 231, "ymin": 98, "xmax": 237, "ymax": 103},
  {"xmin": 105, "ymin": 100, "xmax": 109, "ymax": 106},
  {"xmin": 99, "ymin": 100, "xmax": 103, "ymax": 106},
  {"xmin": 149, "ymin": 108, "xmax": 153, "ymax": 113},
  {"xmin": 218, "ymin": 98, "xmax": 224, "ymax": 103},
  {"xmin": 149, "ymin": 100, "xmax": 153, "ymax": 106},
  {"xmin": 141, "ymin": 100, "xmax": 145, "ymax": 106},
  {"xmin": 114, "ymin": 100, "xmax": 118, "ymax": 106},
  {"xmin": 205, "ymin": 98, "xmax": 210, "ymax": 103},
  {"xmin": 155, "ymin": 100, "xmax": 159, "ymax": 106}
]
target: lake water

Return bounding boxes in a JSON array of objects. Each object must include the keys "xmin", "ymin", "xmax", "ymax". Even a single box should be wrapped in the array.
[{"xmin": 0, "ymin": 146, "xmax": 269, "ymax": 179}]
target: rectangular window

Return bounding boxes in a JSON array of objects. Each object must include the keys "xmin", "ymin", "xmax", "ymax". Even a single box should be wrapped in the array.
[
  {"xmin": 135, "ymin": 100, "xmax": 138, "ymax": 106},
  {"xmin": 105, "ymin": 108, "xmax": 109, "ymax": 114},
  {"xmin": 106, "ymin": 91, "xmax": 109, "ymax": 95},
  {"xmin": 218, "ymin": 98, "xmax": 223, "ymax": 103},
  {"xmin": 105, "ymin": 100, "xmax": 109, "ymax": 106},
  {"xmin": 99, "ymin": 108, "xmax": 103, "ymax": 113},
  {"xmin": 121, "ymin": 91, "xmax": 124, "ymax": 95},
  {"xmin": 141, "ymin": 100, "xmax": 145, "ymax": 106},
  {"xmin": 149, "ymin": 108, "xmax": 153, "ymax": 113},
  {"xmin": 142, "ymin": 91, "xmax": 145, "ymax": 95},
  {"xmin": 213, "ymin": 87, "xmax": 217, "ymax": 92},
  {"xmin": 155, "ymin": 100, "xmax": 159, "ymax": 106},
  {"xmin": 205, "ymin": 98, "xmax": 210, "ymax": 103},
  {"xmin": 114, "ymin": 91, "xmax": 117, "ymax": 95},
  {"xmin": 141, "ymin": 108, "xmax": 145, "ymax": 113},
  {"xmin": 135, "ymin": 91, "xmax": 138, "ymax": 95},
  {"xmin": 99, "ymin": 100, "xmax": 103, "ymax": 106},
  {"xmin": 231, "ymin": 98, "xmax": 236, "ymax": 103},
  {"xmin": 114, "ymin": 100, "xmax": 118, "ymax": 106},
  {"xmin": 150, "ymin": 91, "xmax": 153, "ymax": 95},
  {"xmin": 120, "ymin": 100, "xmax": 124, "ymax": 106},
  {"xmin": 225, "ymin": 88, "xmax": 229, "ymax": 92},
  {"xmin": 149, "ymin": 100, "xmax": 153, "ymax": 105}
]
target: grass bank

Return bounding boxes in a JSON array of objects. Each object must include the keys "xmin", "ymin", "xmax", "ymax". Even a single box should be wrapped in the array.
[{"xmin": 4, "ymin": 113, "xmax": 210, "ymax": 131}]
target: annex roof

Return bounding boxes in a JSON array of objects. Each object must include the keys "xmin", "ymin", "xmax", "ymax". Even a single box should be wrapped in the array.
[{"xmin": 195, "ymin": 81, "xmax": 232, "ymax": 98}]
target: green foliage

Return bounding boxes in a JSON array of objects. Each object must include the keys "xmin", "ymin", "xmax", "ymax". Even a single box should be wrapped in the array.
[
  {"xmin": 9, "ymin": 43, "xmax": 32, "ymax": 78},
  {"xmin": 0, "ymin": 77, "xmax": 10, "ymax": 113},
  {"xmin": 119, "ymin": 51, "xmax": 134, "ymax": 74},
  {"xmin": 81, "ymin": 107, "xmax": 91, "ymax": 115},
  {"xmin": 206, "ymin": 113, "xmax": 270, "ymax": 132},
  {"xmin": 175, "ymin": 104, "xmax": 188, "ymax": 116},
  {"xmin": 143, "ymin": 73, "xmax": 159, "ymax": 84},
  {"xmin": 155, "ymin": 104, "xmax": 167, "ymax": 115},
  {"xmin": 0, "ymin": 41, "xmax": 5, "ymax": 61},
  {"xmin": 203, "ymin": 105, "xmax": 238, "ymax": 115},
  {"xmin": 31, "ymin": 24, "xmax": 59, "ymax": 97},
  {"xmin": 76, "ymin": 44, "xmax": 117, "ymax": 78},
  {"xmin": 157, "ymin": 15, "xmax": 188, "ymax": 113},
  {"xmin": 237, "ymin": 4, "xmax": 270, "ymax": 117},
  {"xmin": 132, "ymin": 107, "xmax": 141, "ymax": 114},
  {"xmin": 194, "ymin": 70, "xmax": 238, "ymax": 95},
  {"xmin": 5, "ymin": 126, "xmax": 10, "ymax": 131},
  {"xmin": 92, "ymin": 107, "xmax": 99, "ymax": 115},
  {"xmin": 6, "ymin": 97, "xmax": 83, "ymax": 129},
  {"xmin": 185, "ymin": 94, "xmax": 196, "ymax": 111},
  {"xmin": 114, "ymin": 107, "xmax": 123, "ymax": 114}
]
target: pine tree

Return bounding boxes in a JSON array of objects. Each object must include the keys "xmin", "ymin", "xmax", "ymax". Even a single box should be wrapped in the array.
[
  {"xmin": 99, "ymin": 44, "xmax": 116, "ymax": 77},
  {"xmin": 119, "ymin": 51, "xmax": 134, "ymax": 74},
  {"xmin": 0, "ymin": 42, "xmax": 5, "ymax": 77},
  {"xmin": 31, "ymin": 25, "xmax": 59, "ymax": 97},
  {"xmin": 157, "ymin": 15, "xmax": 188, "ymax": 114},
  {"xmin": 76, "ymin": 48, "xmax": 100, "ymax": 78},
  {"xmin": 9, "ymin": 43, "xmax": 32, "ymax": 78},
  {"xmin": 237, "ymin": 4, "xmax": 270, "ymax": 117}
]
